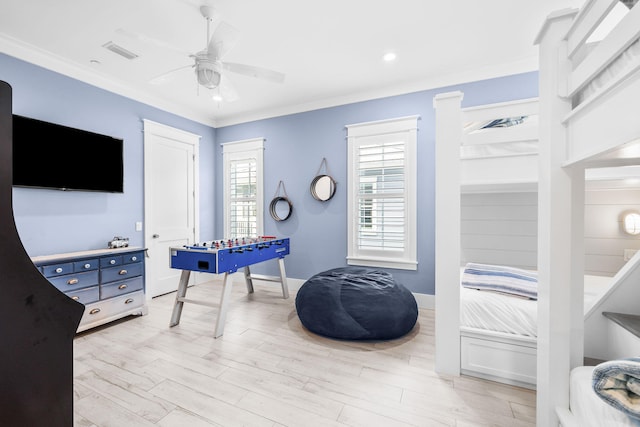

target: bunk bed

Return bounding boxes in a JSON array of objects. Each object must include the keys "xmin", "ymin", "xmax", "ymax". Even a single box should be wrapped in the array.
[
  {"xmin": 434, "ymin": 93, "xmax": 627, "ymax": 389},
  {"xmin": 535, "ymin": 0, "xmax": 640, "ymax": 425},
  {"xmin": 435, "ymin": 5, "xmax": 640, "ymax": 415},
  {"xmin": 455, "ymin": 99, "xmax": 542, "ymax": 388},
  {"xmin": 434, "ymin": 91, "xmax": 552, "ymax": 388}
]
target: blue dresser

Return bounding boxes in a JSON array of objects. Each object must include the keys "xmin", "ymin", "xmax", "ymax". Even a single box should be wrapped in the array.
[{"xmin": 32, "ymin": 247, "xmax": 147, "ymax": 332}]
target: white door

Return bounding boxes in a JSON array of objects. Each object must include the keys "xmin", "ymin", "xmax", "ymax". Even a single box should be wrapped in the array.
[{"xmin": 144, "ymin": 120, "xmax": 200, "ymax": 298}]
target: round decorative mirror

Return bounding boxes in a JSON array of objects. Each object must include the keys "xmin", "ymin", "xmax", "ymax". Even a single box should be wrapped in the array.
[
  {"xmin": 270, "ymin": 196, "xmax": 293, "ymax": 221},
  {"xmin": 310, "ymin": 174, "xmax": 336, "ymax": 201}
]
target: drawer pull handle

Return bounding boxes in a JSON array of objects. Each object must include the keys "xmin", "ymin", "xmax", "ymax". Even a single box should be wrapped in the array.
[
  {"xmin": 118, "ymin": 284, "xmax": 128, "ymax": 290},
  {"xmin": 119, "ymin": 269, "xmax": 128, "ymax": 275},
  {"xmin": 125, "ymin": 298, "xmax": 134, "ymax": 304},
  {"xmin": 131, "ymin": 256, "xmax": 137, "ymax": 261},
  {"xmin": 71, "ymin": 296, "xmax": 79, "ymax": 301},
  {"xmin": 67, "ymin": 278, "xmax": 79, "ymax": 285},
  {"xmin": 109, "ymin": 259, "xmax": 116, "ymax": 265},
  {"xmin": 55, "ymin": 267, "xmax": 63, "ymax": 273},
  {"xmin": 89, "ymin": 308, "xmax": 101, "ymax": 315},
  {"xmin": 83, "ymin": 263, "xmax": 91, "ymax": 269}
]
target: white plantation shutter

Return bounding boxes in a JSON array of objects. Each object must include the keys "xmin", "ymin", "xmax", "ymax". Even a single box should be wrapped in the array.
[
  {"xmin": 222, "ymin": 138, "xmax": 264, "ymax": 238},
  {"xmin": 357, "ymin": 141, "xmax": 405, "ymax": 251},
  {"xmin": 347, "ymin": 116, "xmax": 418, "ymax": 270},
  {"xmin": 229, "ymin": 158, "xmax": 257, "ymax": 237}
]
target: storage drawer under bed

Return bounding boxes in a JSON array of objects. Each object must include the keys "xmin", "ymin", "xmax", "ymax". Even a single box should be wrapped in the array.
[{"xmin": 460, "ymin": 333, "xmax": 537, "ymax": 388}]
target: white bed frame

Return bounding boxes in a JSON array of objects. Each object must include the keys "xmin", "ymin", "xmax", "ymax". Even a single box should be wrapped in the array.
[
  {"xmin": 536, "ymin": 1, "xmax": 640, "ymax": 425},
  {"xmin": 434, "ymin": 95, "xmax": 542, "ymax": 389},
  {"xmin": 435, "ymin": 2, "xmax": 640, "ymax": 422}
]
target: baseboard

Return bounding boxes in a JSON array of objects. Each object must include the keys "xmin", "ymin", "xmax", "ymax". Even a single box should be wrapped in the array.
[{"xmin": 413, "ymin": 292, "xmax": 435, "ymax": 309}]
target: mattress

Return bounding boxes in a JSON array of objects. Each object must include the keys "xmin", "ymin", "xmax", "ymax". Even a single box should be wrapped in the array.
[
  {"xmin": 460, "ymin": 273, "xmax": 612, "ymax": 337},
  {"xmin": 569, "ymin": 366, "xmax": 640, "ymax": 427}
]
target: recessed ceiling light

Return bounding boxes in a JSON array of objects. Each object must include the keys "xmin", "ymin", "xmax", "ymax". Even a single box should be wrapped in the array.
[{"xmin": 383, "ymin": 52, "xmax": 397, "ymax": 62}]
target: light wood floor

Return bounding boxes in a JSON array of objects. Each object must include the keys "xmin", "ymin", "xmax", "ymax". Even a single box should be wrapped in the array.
[{"xmin": 73, "ymin": 279, "xmax": 536, "ymax": 426}]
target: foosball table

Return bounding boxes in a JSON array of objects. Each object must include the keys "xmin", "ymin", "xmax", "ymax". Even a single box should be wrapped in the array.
[{"xmin": 169, "ymin": 236, "xmax": 290, "ymax": 337}]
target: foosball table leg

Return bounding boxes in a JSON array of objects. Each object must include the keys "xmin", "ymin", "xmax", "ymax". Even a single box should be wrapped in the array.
[
  {"xmin": 169, "ymin": 269, "xmax": 191, "ymax": 327},
  {"xmin": 214, "ymin": 272, "xmax": 234, "ymax": 338},
  {"xmin": 278, "ymin": 257, "xmax": 290, "ymax": 299},
  {"xmin": 244, "ymin": 266, "xmax": 254, "ymax": 294}
]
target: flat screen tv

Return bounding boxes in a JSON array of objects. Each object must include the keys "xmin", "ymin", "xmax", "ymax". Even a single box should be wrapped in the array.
[{"xmin": 12, "ymin": 115, "xmax": 124, "ymax": 193}]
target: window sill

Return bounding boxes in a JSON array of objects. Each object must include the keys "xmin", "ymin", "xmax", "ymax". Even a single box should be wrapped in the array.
[{"xmin": 346, "ymin": 256, "xmax": 417, "ymax": 271}]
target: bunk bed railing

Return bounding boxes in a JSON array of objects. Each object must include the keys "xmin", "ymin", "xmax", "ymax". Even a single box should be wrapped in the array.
[
  {"xmin": 566, "ymin": 0, "xmax": 619, "ymax": 60},
  {"xmin": 566, "ymin": 1, "xmax": 640, "ymax": 99},
  {"xmin": 557, "ymin": 2, "xmax": 640, "ymax": 167},
  {"xmin": 461, "ymin": 97, "xmax": 538, "ymax": 123},
  {"xmin": 585, "ymin": 250, "xmax": 640, "ymax": 319},
  {"xmin": 460, "ymin": 98, "xmax": 538, "ymax": 153},
  {"xmin": 583, "ymin": 250, "xmax": 640, "ymax": 360},
  {"xmin": 459, "ymin": 98, "xmax": 539, "ymax": 192}
]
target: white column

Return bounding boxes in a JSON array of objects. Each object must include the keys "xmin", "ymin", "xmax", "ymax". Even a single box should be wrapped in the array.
[
  {"xmin": 570, "ymin": 167, "xmax": 585, "ymax": 370},
  {"xmin": 535, "ymin": 9, "xmax": 580, "ymax": 426},
  {"xmin": 433, "ymin": 91, "xmax": 463, "ymax": 375}
]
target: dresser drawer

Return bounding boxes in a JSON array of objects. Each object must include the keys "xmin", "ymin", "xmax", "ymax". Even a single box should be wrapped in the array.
[
  {"xmin": 123, "ymin": 251, "xmax": 144, "ymax": 264},
  {"xmin": 100, "ymin": 276, "xmax": 143, "ymax": 299},
  {"xmin": 42, "ymin": 262, "xmax": 74, "ymax": 278},
  {"xmin": 100, "ymin": 255, "xmax": 123, "ymax": 268},
  {"xmin": 66, "ymin": 285, "xmax": 99, "ymax": 305},
  {"xmin": 79, "ymin": 290, "xmax": 145, "ymax": 326},
  {"xmin": 48, "ymin": 270, "xmax": 99, "ymax": 292},
  {"xmin": 73, "ymin": 258, "xmax": 99, "ymax": 272},
  {"xmin": 101, "ymin": 262, "xmax": 143, "ymax": 283}
]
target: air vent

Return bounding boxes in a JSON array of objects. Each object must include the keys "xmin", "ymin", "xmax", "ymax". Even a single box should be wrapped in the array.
[{"xmin": 102, "ymin": 41, "xmax": 139, "ymax": 60}]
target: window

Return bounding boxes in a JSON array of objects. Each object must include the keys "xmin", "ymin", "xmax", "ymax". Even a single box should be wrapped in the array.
[
  {"xmin": 222, "ymin": 138, "xmax": 264, "ymax": 238},
  {"xmin": 346, "ymin": 116, "xmax": 418, "ymax": 270}
]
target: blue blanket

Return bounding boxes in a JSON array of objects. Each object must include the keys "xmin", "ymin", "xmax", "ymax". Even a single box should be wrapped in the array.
[
  {"xmin": 461, "ymin": 263, "xmax": 538, "ymax": 300},
  {"xmin": 592, "ymin": 357, "xmax": 640, "ymax": 421}
]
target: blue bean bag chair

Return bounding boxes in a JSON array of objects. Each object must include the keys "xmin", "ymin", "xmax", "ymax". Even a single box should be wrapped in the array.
[{"xmin": 295, "ymin": 267, "xmax": 418, "ymax": 340}]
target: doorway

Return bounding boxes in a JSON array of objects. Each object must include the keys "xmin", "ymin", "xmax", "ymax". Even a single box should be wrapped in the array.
[{"xmin": 143, "ymin": 120, "xmax": 200, "ymax": 298}]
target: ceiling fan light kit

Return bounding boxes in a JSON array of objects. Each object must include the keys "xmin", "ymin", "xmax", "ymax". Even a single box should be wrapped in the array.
[{"xmin": 195, "ymin": 58, "xmax": 221, "ymax": 89}]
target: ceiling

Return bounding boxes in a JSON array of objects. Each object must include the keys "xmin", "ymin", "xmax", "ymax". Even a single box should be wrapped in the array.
[{"xmin": 0, "ymin": 0, "xmax": 583, "ymax": 128}]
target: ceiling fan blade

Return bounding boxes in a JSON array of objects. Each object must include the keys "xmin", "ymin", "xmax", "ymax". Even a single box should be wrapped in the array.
[
  {"xmin": 217, "ymin": 75, "xmax": 239, "ymax": 102},
  {"xmin": 207, "ymin": 21, "xmax": 240, "ymax": 60},
  {"xmin": 149, "ymin": 64, "xmax": 193, "ymax": 85},
  {"xmin": 116, "ymin": 28, "xmax": 191, "ymax": 57},
  {"xmin": 223, "ymin": 62, "xmax": 285, "ymax": 84}
]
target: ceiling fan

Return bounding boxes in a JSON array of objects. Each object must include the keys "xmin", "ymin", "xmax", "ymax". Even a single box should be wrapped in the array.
[{"xmin": 139, "ymin": 5, "xmax": 285, "ymax": 101}]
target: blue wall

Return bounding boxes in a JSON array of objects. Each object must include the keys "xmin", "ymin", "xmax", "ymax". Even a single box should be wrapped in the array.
[
  {"xmin": 0, "ymin": 53, "xmax": 216, "ymax": 256},
  {"xmin": 2, "ymin": 51, "xmax": 538, "ymax": 295},
  {"xmin": 215, "ymin": 72, "xmax": 539, "ymax": 294}
]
